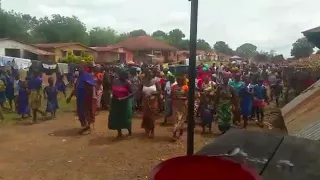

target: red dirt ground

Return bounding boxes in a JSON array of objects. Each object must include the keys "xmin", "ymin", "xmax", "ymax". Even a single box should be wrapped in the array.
[{"xmin": 0, "ymin": 104, "xmax": 284, "ymax": 180}]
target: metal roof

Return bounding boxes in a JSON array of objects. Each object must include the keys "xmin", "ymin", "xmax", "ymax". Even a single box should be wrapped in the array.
[
  {"xmin": 295, "ymin": 120, "xmax": 320, "ymax": 140},
  {"xmin": 282, "ymin": 80, "xmax": 320, "ymax": 136}
]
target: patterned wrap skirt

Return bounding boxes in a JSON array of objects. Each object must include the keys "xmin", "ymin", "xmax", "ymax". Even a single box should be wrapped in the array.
[
  {"xmin": 141, "ymin": 95, "xmax": 158, "ymax": 130},
  {"xmin": 29, "ymin": 90, "xmax": 42, "ymax": 109},
  {"xmin": 172, "ymin": 100, "xmax": 187, "ymax": 132}
]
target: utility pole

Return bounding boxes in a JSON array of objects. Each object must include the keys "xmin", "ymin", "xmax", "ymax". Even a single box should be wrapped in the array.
[{"xmin": 187, "ymin": 0, "xmax": 199, "ymax": 156}]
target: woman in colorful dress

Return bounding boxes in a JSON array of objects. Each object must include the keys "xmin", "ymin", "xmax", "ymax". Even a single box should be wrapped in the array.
[
  {"xmin": 108, "ymin": 68, "xmax": 134, "ymax": 138},
  {"xmin": 199, "ymin": 75, "xmax": 216, "ymax": 133},
  {"xmin": 43, "ymin": 77, "xmax": 59, "ymax": 119},
  {"xmin": 228, "ymin": 73, "xmax": 244, "ymax": 125},
  {"xmin": 67, "ymin": 64, "xmax": 96, "ymax": 134},
  {"xmin": 215, "ymin": 71, "xmax": 238, "ymax": 134},
  {"xmin": 28, "ymin": 72, "xmax": 46, "ymax": 123},
  {"xmin": 93, "ymin": 67, "xmax": 103, "ymax": 113},
  {"xmin": 141, "ymin": 69, "xmax": 161, "ymax": 138},
  {"xmin": 171, "ymin": 75, "xmax": 188, "ymax": 141}
]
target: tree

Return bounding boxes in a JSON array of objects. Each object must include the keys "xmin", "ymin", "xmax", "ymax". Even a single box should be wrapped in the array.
[
  {"xmin": 197, "ymin": 39, "xmax": 211, "ymax": 51},
  {"xmin": 89, "ymin": 27, "xmax": 118, "ymax": 46},
  {"xmin": 291, "ymin": 37, "xmax": 315, "ymax": 59},
  {"xmin": 213, "ymin": 41, "xmax": 233, "ymax": 55},
  {"xmin": 33, "ymin": 14, "xmax": 89, "ymax": 44},
  {"xmin": 179, "ymin": 39, "xmax": 190, "ymax": 50},
  {"xmin": 129, "ymin": 29, "xmax": 147, "ymax": 37},
  {"xmin": 152, "ymin": 30, "xmax": 167, "ymax": 39},
  {"xmin": 167, "ymin": 29, "xmax": 185, "ymax": 47},
  {"xmin": 236, "ymin": 43, "xmax": 257, "ymax": 58},
  {"xmin": 0, "ymin": 10, "xmax": 37, "ymax": 42}
]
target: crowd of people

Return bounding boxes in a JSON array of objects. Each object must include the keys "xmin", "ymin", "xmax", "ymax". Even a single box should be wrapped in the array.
[
  {"xmin": 0, "ymin": 60, "xmax": 314, "ymax": 142},
  {"xmin": 65, "ymin": 61, "xmax": 286, "ymax": 141}
]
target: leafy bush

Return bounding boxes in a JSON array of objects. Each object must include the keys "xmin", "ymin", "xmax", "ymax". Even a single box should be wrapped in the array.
[{"xmin": 59, "ymin": 51, "xmax": 93, "ymax": 63}]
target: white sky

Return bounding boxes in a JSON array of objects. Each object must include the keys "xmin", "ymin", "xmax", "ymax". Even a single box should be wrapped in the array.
[{"xmin": 3, "ymin": 0, "xmax": 320, "ymax": 57}]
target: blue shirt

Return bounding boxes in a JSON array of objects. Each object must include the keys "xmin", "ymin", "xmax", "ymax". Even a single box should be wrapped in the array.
[
  {"xmin": 28, "ymin": 77, "xmax": 42, "ymax": 90},
  {"xmin": 253, "ymin": 85, "xmax": 266, "ymax": 100}
]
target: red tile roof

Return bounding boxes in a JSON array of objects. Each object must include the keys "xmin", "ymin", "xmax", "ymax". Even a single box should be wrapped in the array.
[
  {"xmin": 0, "ymin": 38, "xmax": 54, "ymax": 56},
  {"xmin": 115, "ymin": 36, "xmax": 178, "ymax": 51},
  {"xmin": 32, "ymin": 42, "xmax": 97, "ymax": 51}
]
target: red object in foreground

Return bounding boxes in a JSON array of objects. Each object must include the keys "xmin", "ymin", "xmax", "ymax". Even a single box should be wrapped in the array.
[{"xmin": 150, "ymin": 155, "xmax": 260, "ymax": 180}]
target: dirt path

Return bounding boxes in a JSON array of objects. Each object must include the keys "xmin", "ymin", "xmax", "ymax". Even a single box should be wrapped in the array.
[{"xmin": 0, "ymin": 104, "xmax": 285, "ymax": 180}]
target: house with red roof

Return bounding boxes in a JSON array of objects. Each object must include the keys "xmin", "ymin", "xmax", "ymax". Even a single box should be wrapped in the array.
[
  {"xmin": 93, "ymin": 36, "xmax": 178, "ymax": 64},
  {"xmin": 91, "ymin": 46, "xmax": 133, "ymax": 64}
]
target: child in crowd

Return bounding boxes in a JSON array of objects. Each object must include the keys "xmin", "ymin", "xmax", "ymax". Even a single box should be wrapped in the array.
[
  {"xmin": 43, "ymin": 77, "xmax": 59, "ymax": 119},
  {"xmin": 17, "ymin": 81, "xmax": 31, "ymax": 119}
]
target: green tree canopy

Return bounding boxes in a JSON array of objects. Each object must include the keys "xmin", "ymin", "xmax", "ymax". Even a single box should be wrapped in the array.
[
  {"xmin": 89, "ymin": 27, "xmax": 118, "ymax": 46},
  {"xmin": 197, "ymin": 39, "xmax": 211, "ymax": 51},
  {"xmin": 291, "ymin": 37, "xmax": 315, "ymax": 59},
  {"xmin": 167, "ymin": 29, "xmax": 185, "ymax": 47},
  {"xmin": 33, "ymin": 14, "xmax": 89, "ymax": 44},
  {"xmin": 129, "ymin": 29, "xmax": 147, "ymax": 37},
  {"xmin": 236, "ymin": 43, "xmax": 257, "ymax": 58},
  {"xmin": 213, "ymin": 41, "xmax": 233, "ymax": 55},
  {"xmin": 152, "ymin": 30, "xmax": 167, "ymax": 38}
]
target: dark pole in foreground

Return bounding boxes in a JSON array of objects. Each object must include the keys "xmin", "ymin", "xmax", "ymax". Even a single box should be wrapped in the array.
[{"xmin": 187, "ymin": 0, "xmax": 199, "ymax": 156}]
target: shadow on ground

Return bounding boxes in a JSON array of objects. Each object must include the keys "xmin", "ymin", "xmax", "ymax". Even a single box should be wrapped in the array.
[{"xmin": 49, "ymin": 128, "xmax": 82, "ymax": 137}]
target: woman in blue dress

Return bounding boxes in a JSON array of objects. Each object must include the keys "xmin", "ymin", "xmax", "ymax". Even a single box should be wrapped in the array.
[
  {"xmin": 44, "ymin": 77, "xmax": 59, "ymax": 118},
  {"xmin": 239, "ymin": 76, "xmax": 253, "ymax": 129},
  {"xmin": 17, "ymin": 81, "xmax": 31, "ymax": 119},
  {"xmin": 5, "ymin": 71, "xmax": 15, "ymax": 110},
  {"xmin": 56, "ymin": 74, "xmax": 66, "ymax": 97}
]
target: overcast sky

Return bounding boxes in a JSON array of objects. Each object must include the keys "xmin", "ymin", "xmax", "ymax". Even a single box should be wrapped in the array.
[{"xmin": 2, "ymin": 0, "xmax": 320, "ymax": 56}]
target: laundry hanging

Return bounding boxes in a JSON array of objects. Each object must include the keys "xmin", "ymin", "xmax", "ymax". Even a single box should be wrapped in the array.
[
  {"xmin": 42, "ymin": 62, "xmax": 57, "ymax": 75},
  {"xmin": 0, "ymin": 55, "xmax": 14, "ymax": 67},
  {"xmin": 12, "ymin": 58, "xmax": 32, "ymax": 70},
  {"xmin": 57, "ymin": 63, "xmax": 69, "ymax": 74}
]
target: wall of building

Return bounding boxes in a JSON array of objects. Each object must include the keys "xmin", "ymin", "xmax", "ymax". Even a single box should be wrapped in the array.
[
  {"xmin": 53, "ymin": 45, "xmax": 98, "ymax": 62},
  {"xmin": 96, "ymin": 51, "xmax": 118, "ymax": 63},
  {"xmin": 0, "ymin": 40, "xmax": 25, "ymax": 57},
  {"xmin": 0, "ymin": 40, "xmax": 53, "ymax": 60}
]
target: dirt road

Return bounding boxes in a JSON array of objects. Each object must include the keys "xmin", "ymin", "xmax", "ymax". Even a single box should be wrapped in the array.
[{"xmin": 0, "ymin": 104, "xmax": 284, "ymax": 180}]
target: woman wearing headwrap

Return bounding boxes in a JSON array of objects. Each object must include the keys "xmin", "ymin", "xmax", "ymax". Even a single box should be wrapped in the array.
[
  {"xmin": 215, "ymin": 71, "xmax": 237, "ymax": 133},
  {"xmin": 171, "ymin": 75, "xmax": 188, "ymax": 141},
  {"xmin": 129, "ymin": 67, "xmax": 141, "ymax": 112},
  {"xmin": 108, "ymin": 67, "xmax": 134, "ymax": 137},
  {"xmin": 67, "ymin": 64, "xmax": 97, "ymax": 134},
  {"xmin": 93, "ymin": 66, "xmax": 103, "ymax": 113},
  {"xmin": 141, "ymin": 69, "xmax": 161, "ymax": 138}
]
